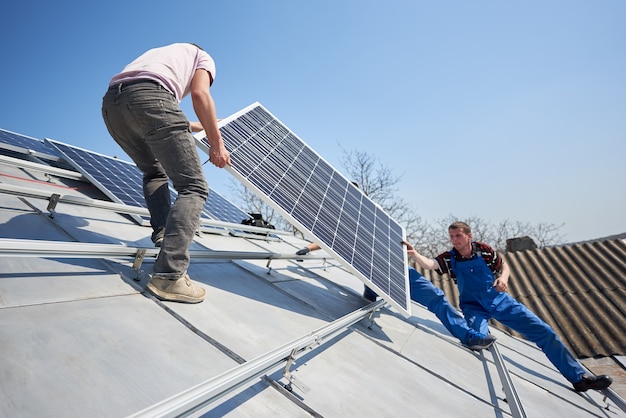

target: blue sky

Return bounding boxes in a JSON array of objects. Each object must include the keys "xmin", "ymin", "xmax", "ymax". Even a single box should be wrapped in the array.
[{"xmin": 1, "ymin": 0, "xmax": 624, "ymax": 243}]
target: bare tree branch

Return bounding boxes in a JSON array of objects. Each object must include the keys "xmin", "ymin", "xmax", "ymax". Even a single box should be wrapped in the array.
[{"xmin": 228, "ymin": 147, "xmax": 566, "ymax": 254}]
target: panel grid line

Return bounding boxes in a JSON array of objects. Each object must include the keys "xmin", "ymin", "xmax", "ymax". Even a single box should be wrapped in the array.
[
  {"xmin": 45, "ymin": 139, "xmax": 250, "ymax": 226},
  {"xmin": 195, "ymin": 103, "xmax": 410, "ymax": 314}
]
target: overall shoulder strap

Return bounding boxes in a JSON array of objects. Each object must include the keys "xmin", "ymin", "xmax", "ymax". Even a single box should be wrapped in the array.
[{"xmin": 449, "ymin": 249, "xmax": 457, "ymax": 272}]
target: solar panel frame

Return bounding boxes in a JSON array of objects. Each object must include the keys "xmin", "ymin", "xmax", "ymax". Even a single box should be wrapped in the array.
[
  {"xmin": 0, "ymin": 128, "xmax": 62, "ymax": 160},
  {"xmin": 46, "ymin": 139, "xmax": 154, "ymax": 225},
  {"xmin": 195, "ymin": 102, "xmax": 410, "ymax": 315},
  {"xmin": 45, "ymin": 139, "xmax": 251, "ymax": 228}
]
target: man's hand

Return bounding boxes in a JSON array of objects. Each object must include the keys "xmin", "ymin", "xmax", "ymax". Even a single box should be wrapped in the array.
[
  {"xmin": 209, "ymin": 142, "xmax": 231, "ymax": 168},
  {"xmin": 401, "ymin": 240, "xmax": 439, "ymax": 270},
  {"xmin": 493, "ymin": 276, "xmax": 509, "ymax": 292}
]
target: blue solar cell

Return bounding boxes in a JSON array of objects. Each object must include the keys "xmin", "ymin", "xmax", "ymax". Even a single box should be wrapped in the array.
[
  {"xmin": 204, "ymin": 187, "xmax": 250, "ymax": 224},
  {"xmin": 45, "ymin": 140, "xmax": 249, "ymax": 227},
  {"xmin": 47, "ymin": 140, "xmax": 149, "ymax": 210},
  {"xmin": 0, "ymin": 128, "xmax": 61, "ymax": 159},
  {"xmin": 195, "ymin": 103, "xmax": 410, "ymax": 314}
]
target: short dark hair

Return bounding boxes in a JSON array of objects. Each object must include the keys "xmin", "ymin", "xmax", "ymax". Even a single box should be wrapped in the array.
[{"xmin": 448, "ymin": 221, "xmax": 471, "ymax": 234}]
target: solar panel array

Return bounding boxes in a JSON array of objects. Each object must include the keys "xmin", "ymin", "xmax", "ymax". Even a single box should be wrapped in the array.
[
  {"xmin": 204, "ymin": 188, "xmax": 251, "ymax": 224},
  {"xmin": 47, "ymin": 140, "xmax": 154, "ymax": 209},
  {"xmin": 46, "ymin": 140, "xmax": 250, "ymax": 226},
  {"xmin": 195, "ymin": 103, "xmax": 410, "ymax": 314},
  {"xmin": 0, "ymin": 128, "xmax": 61, "ymax": 159}
]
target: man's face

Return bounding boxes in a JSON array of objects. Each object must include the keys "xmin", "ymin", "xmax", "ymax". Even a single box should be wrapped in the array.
[{"xmin": 449, "ymin": 228, "xmax": 472, "ymax": 251}]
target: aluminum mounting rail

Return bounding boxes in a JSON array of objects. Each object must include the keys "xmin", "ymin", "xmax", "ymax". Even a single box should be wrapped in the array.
[
  {"xmin": 0, "ymin": 153, "xmax": 85, "ymax": 181},
  {"xmin": 128, "ymin": 299, "xmax": 386, "ymax": 418},
  {"xmin": 488, "ymin": 343, "xmax": 527, "ymax": 418},
  {"xmin": 0, "ymin": 182, "xmax": 292, "ymax": 236},
  {"xmin": 0, "ymin": 143, "xmax": 62, "ymax": 163},
  {"xmin": 0, "ymin": 238, "xmax": 329, "ymax": 262},
  {"xmin": 602, "ymin": 387, "xmax": 626, "ymax": 414}
]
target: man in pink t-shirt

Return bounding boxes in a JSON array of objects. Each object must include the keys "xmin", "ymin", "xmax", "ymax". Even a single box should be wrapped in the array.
[{"xmin": 102, "ymin": 43, "xmax": 230, "ymax": 303}]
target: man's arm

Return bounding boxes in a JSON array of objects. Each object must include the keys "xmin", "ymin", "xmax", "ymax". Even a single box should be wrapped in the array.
[
  {"xmin": 189, "ymin": 121, "xmax": 204, "ymax": 132},
  {"xmin": 190, "ymin": 69, "xmax": 230, "ymax": 168},
  {"xmin": 493, "ymin": 260, "xmax": 510, "ymax": 292},
  {"xmin": 401, "ymin": 240, "xmax": 439, "ymax": 270},
  {"xmin": 190, "ymin": 119, "xmax": 222, "ymax": 132}
]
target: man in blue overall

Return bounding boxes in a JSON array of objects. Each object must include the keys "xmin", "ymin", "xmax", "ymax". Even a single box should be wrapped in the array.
[
  {"xmin": 296, "ymin": 183, "xmax": 495, "ymax": 350},
  {"xmin": 405, "ymin": 266, "xmax": 497, "ymax": 351},
  {"xmin": 297, "ymin": 251, "xmax": 497, "ymax": 350},
  {"xmin": 403, "ymin": 221, "xmax": 612, "ymax": 392}
]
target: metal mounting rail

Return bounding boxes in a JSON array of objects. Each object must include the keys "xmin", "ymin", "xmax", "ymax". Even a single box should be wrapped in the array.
[
  {"xmin": 128, "ymin": 299, "xmax": 386, "ymax": 418},
  {"xmin": 0, "ymin": 143, "xmax": 62, "ymax": 163},
  {"xmin": 0, "ymin": 183, "xmax": 292, "ymax": 237},
  {"xmin": 602, "ymin": 387, "xmax": 626, "ymax": 414},
  {"xmin": 487, "ymin": 343, "xmax": 626, "ymax": 415},
  {"xmin": 488, "ymin": 343, "xmax": 527, "ymax": 418},
  {"xmin": 0, "ymin": 238, "xmax": 329, "ymax": 262},
  {"xmin": 0, "ymin": 153, "xmax": 86, "ymax": 181}
]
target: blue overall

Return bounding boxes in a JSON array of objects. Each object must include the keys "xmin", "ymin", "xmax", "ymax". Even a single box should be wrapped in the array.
[
  {"xmin": 408, "ymin": 268, "xmax": 478, "ymax": 345},
  {"xmin": 450, "ymin": 250, "xmax": 585, "ymax": 383}
]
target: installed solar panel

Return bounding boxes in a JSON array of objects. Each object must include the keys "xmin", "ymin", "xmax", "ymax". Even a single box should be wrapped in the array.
[
  {"xmin": 45, "ymin": 140, "xmax": 250, "ymax": 227},
  {"xmin": 195, "ymin": 103, "xmax": 410, "ymax": 314},
  {"xmin": 0, "ymin": 128, "xmax": 61, "ymax": 159},
  {"xmin": 204, "ymin": 188, "xmax": 251, "ymax": 224}
]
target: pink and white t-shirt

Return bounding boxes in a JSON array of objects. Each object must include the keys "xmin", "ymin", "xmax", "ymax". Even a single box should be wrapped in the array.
[{"xmin": 109, "ymin": 43, "xmax": 216, "ymax": 103}]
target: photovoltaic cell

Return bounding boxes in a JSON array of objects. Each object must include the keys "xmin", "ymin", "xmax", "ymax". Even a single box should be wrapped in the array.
[
  {"xmin": 0, "ymin": 128, "xmax": 61, "ymax": 159},
  {"xmin": 204, "ymin": 186, "xmax": 251, "ymax": 224},
  {"xmin": 45, "ymin": 140, "xmax": 250, "ymax": 226},
  {"xmin": 195, "ymin": 103, "xmax": 410, "ymax": 314},
  {"xmin": 47, "ymin": 140, "xmax": 153, "ymax": 207}
]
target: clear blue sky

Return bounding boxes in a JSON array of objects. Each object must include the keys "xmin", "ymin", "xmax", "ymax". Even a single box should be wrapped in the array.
[{"xmin": 1, "ymin": 0, "xmax": 624, "ymax": 243}]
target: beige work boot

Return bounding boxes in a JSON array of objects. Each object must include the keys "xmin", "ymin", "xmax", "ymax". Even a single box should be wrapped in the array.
[{"xmin": 146, "ymin": 273, "xmax": 206, "ymax": 303}]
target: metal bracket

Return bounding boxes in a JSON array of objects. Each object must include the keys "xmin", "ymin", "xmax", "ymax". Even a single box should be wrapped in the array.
[
  {"xmin": 132, "ymin": 249, "xmax": 147, "ymax": 281},
  {"xmin": 281, "ymin": 348, "xmax": 310, "ymax": 394},
  {"xmin": 366, "ymin": 303, "xmax": 381, "ymax": 330},
  {"xmin": 133, "ymin": 249, "xmax": 146, "ymax": 272},
  {"xmin": 46, "ymin": 193, "xmax": 60, "ymax": 218},
  {"xmin": 266, "ymin": 257, "xmax": 273, "ymax": 274}
]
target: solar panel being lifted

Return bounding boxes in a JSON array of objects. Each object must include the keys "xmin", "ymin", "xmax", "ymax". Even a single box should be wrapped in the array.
[
  {"xmin": 195, "ymin": 103, "xmax": 410, "ymax": 314},
  {"xmin": 45, "ymin": 139, "xmax": 251, "ymax": 226}
]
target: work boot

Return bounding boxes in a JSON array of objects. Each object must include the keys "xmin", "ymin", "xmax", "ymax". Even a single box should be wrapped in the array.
[
  {"xmin": 146, "ymin": 273, "xmax": 206, "ymax": 303},
  {"xmin": 465, "ymin": 333, "xmax": 497, "ymax": 350},
  {"xmin": 573, "ymin": 374, "xmax": 613, "ymax": 392}
]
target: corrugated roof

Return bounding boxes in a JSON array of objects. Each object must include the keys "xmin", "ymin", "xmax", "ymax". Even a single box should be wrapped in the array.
[{"xmin": 417, "ymin": 239, "xmax": 626, "ymax": 359}]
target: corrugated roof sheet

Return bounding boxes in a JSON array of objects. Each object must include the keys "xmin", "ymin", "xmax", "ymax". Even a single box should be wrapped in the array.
[{"xmin": 417, "ymin": 239, "xmax": 626, "ymax": 358}]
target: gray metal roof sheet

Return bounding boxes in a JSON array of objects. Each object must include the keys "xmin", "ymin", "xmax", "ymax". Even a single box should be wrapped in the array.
[{"xmin": 1, "ymin": 138, "xmax": 625, "ymax": 417}]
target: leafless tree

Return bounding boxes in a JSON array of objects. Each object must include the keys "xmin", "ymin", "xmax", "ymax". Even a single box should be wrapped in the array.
[
  {"xmin": 229, "ymin": 147, "xmax": 565, "ymax": 252},
  {"xmin": 426, "ymin": 215, "xmax": 565, "ymax": 255},
  {"xmin": 338, "ymin": 148, "xmax": 433, "ymax": 251}
]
